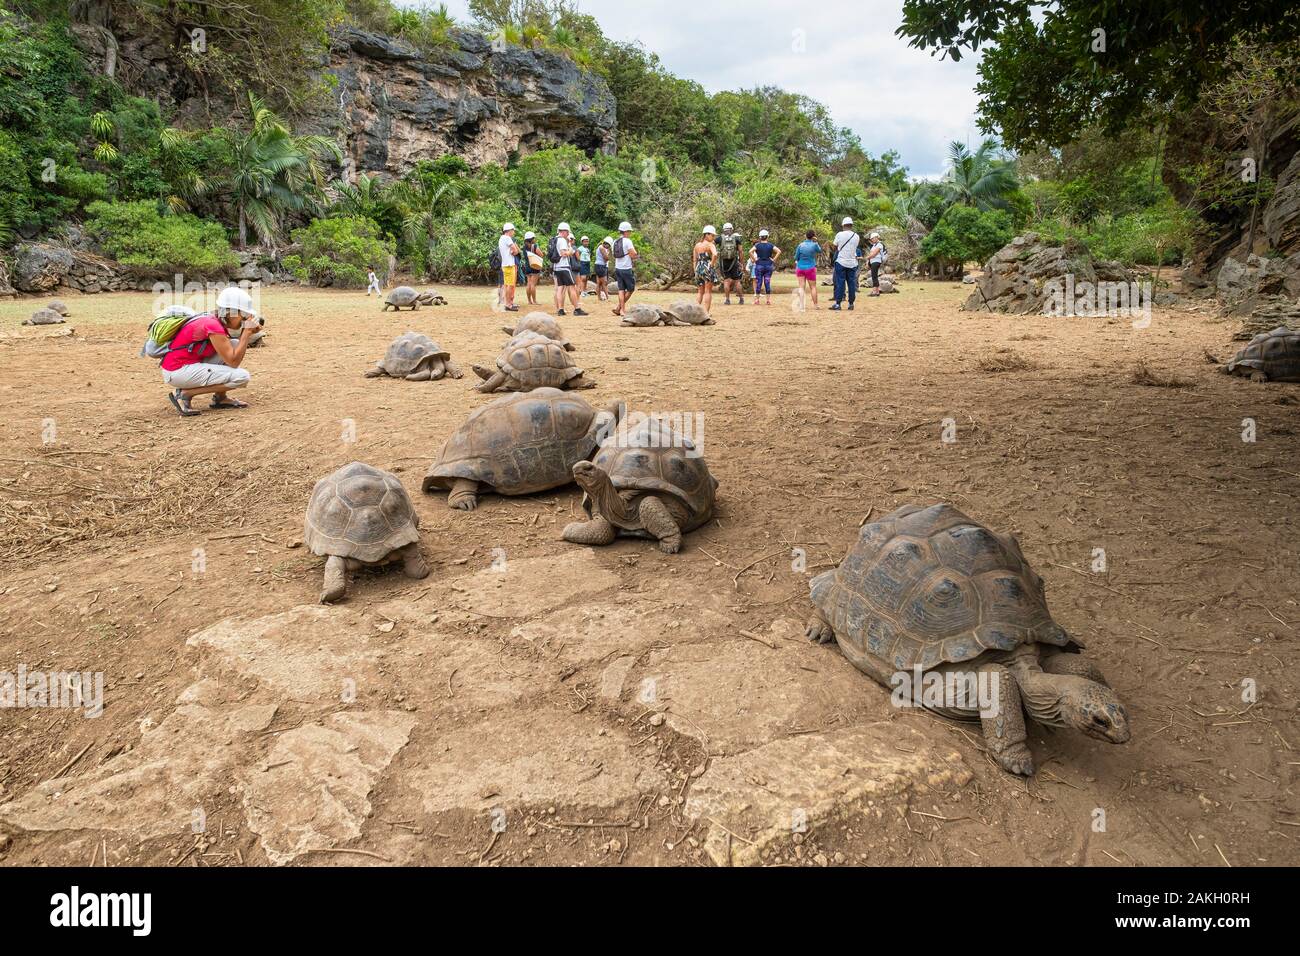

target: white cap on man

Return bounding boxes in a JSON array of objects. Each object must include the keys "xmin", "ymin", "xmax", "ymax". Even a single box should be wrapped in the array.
[
  {"xmin": 702, "ymin": 225, "xmax": 716, "ymax": 235},
  {"xmin": 842, "ymin": 216, "xmax": 854, "ymax": 226},
  {"xmin": 557, "ymin": 222, "xmax": 571, "ymax": 232},
  {"xmin": 723, "ymin": 222, "xmax": 734, "ymax": 231},
  {"xmin": 581, "ymin": 235, "xmax": 589, "ymax": 242},
  {"xmin": 759, "ymin": 229, "xmax": 770, "ymax": 238},
  {"xmin": 618, "ymin": 221, "xmax": 632, "ymax": 232},
  {"xmin": 216, "ymin": 286, "xmax": 255, "ymax": 317},
  {"xmin": 503, "ymin": 222, "xmax": 515, "ymax": 232}
]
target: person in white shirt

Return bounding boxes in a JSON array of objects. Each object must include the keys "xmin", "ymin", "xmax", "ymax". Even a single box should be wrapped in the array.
[
  {"xmin": 366, "ymin": 266, "xmax": 382, "ymax": 297},
  {"xmin": 865, "ymin": 231, "xmax": 886, "ymax": 297},
  {"xmin": 551, "ymin": 222, "xmax": 588, "ymax": 316},
  {"xmin": 830, "ymin": 216, "xmax": 863, "ymax": 311},
  {"xmin": 497, "ymin": 223, "xmax": 520, "ymax": 312},
  {"xmin": 611, "ymin": 221, "xmax": 639, "ymax": 317}
]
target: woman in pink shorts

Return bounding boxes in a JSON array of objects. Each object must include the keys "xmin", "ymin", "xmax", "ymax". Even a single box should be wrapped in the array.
[{"xmin": 793, "ymin": 230, "xmax": 822, "ymax": 311}]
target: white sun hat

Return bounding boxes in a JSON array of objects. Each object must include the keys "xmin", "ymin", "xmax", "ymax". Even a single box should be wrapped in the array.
[
  {"xmin": 557, "ymin": 222, "xmax": 571, "ymax": 232},
  {"xmin": 723, "ymin": 222, "xmax": 734, "ymax": 231},
  {"xmin": 702, "ymin": 225, "xmax": 716, "ymax": 235},
  {"xmin": 216, "ymin": 286, "xmax": 255, "ymax": 317},
  {"xmin": 842, "ymin": 216, "xmax": 854, "ymax": 226},
  {"xmin": 759, "ymin": 229, "xmax": 770, "ymax": 238},
  {"xmin": 580, "ymin": 235, "xmax": 590, "ymax": 241},
  {"xmin": 524, "ymin": 231, "xmax": 535, "ymax": 239},
  {"xmin": 603, "ymin": 236, "xmax": 614, "ymax": 245},
  {"xmin": 502, "ymin": 222, "xmax": 515, "ymax": 232},
  {"xmin": 869, "ymin": 231, "xmax": 881, "ymax": 239},
  {"xmin": 618, "ymin": 221, "xmax": 633, "ymax": 232}
]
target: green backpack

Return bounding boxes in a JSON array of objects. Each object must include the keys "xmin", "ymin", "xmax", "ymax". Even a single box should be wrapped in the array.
[
  {"xmin": 719, "ymin": 233, "xmax": 739, "ymax": 261},
  {"xmin": 140, "ymin": 306, "xmax": 201, "ymax": 360}
]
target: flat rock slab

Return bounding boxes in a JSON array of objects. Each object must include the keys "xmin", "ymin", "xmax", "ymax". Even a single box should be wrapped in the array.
[
  {"xmin": 510, "ymin": 598, "xmax": 733, "ymax": 664},
  {"xmin": 405, "ymin": 704, "xmax": 667, "ymax": 816},
  {"xmin": 0, "ymin": 694, "xmax": 278, "ymax": 840},
  {"xmin": 636, "ymin": 636, "xmax": 879, "ymax": 754},
  {"xmin": 240, "ymin": 711, "xmax": 416, "ymax": 865},
  {"xmin": 434, "ymin": 550, "xmax": 619, "ymax": 620},
  {"xmin": 685, "ymin": 723, "xmax": 969, "ymax": 866}
]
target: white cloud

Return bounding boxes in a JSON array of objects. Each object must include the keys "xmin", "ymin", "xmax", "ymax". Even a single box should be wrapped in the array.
[{"xmin": 415, "ymin": 0, "xmax": 983, "ymax": 178}]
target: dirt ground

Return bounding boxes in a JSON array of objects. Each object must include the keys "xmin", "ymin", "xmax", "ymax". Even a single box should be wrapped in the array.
[{"xmin": 0, "ymin": 276, "xmax": 1297, "ymax": 867}]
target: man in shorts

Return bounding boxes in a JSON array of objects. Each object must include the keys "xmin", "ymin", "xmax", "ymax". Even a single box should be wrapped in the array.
[
  {"xmin": 498, "ymin": 223, "xmax": 520, "ymax": 312},
  {"xmin": 552, "ymin": 222, "xmax": 588, "ymax": 316},
  {"xmin": 718, "ymin": 222, "xmax": 744, "ymax": 305},
  {"xmin": 577, "ymin": 235, "xmax": 592, "ymax": 296},
  {"xmin": 611, "ymin": 221, "xmax": 638, "ymax": 317}
]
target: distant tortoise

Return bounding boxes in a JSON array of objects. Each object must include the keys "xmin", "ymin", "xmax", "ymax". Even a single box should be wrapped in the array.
[
  {"xmin": 807, "ymin": 503, "xmax": 1130, "ymax": 775},
  {"xmin": 472, "ymin": 338, "xmax": 595, "ymax": 393},
  {"xmin": 304, "ymin": 461, "xmax": 429, "ymax": 603},
  {"xmin": 563, "ymin": 417, "xmax": 718, "ymax": 554},
  {"xmin": 423, "ymin": 388, "xmax": 622, "ymax": 510},
  {"xmin": 620, "ymin": 304, "xmax": 680, "ymax": 327},
  {"xmin": 24, "ymin": 308, "xmax": 66, "ymax": 326},
  {"xmin": 383, "ymin": 286, "xmax": 423, "ymax": 311},
  {"xmin": 364, "ymin": 332, "xmax": 463, "ymax": 381},
  {"xmin": 417, "ymin": 289, "xmax": 447, "ymax": 306},
  {"xmin": 501, "ymin": 312, "xmax": 575, "ymax": 351},
  {"xmin": 665, "ymin": 300, "xmax": 715, "ymax": 325},
  {"xmin": 1223, "ymin": 326, "xmax": 1300, "ymax": 382},
  {"xmin": 46, "ymin": 300, "xmax": 71, "ymax": 317}
]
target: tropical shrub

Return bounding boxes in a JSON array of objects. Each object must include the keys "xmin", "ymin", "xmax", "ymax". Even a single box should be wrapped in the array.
[
  {"xmin": 284, "ymin": 215, "xmax": 394, "ymax": 287},
  {"xmin": 84, "ymin": 200, "xmax": 239, "ymax": 274}
]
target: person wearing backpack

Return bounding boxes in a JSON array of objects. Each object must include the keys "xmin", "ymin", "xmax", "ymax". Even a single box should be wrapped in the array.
[
  {"xmin": 718, "ymin": 223, "xmax": 744, "ymax": 305},
  {"xmin": 611, "ymin": 221, "xmax": 639, "ymax": 317},
  {"xmin": 158, "ymin": 286, "xmax": 260, "ymax": 417},
  {"xmin": 521, "ymin": 231, "xmax": 542, "ymax": 306},
  {"xmin": 830, "ymin": 216, "xmax": 863, "ymax": 311},
  {"xmin": 549, "ymin": 222, "xmax": 588, "ymax": 316},
  {"xmin": 866, "ymin": 231, "xmax": 887, "ymax": 297}
]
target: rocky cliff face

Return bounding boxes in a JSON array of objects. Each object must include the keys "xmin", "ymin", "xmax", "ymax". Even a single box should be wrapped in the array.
[
  {"xmin": 305, "ymin": 28, "xmax": 616, "ymax": 178},
  {"xmin": 71, "ymin": 18, "xmax": 617, "ymax": 178}
]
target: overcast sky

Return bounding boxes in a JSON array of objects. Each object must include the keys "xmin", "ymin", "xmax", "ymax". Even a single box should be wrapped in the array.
[{"xmin": 419, "ymin": 0, "xmax": 983, "ymax": 179}]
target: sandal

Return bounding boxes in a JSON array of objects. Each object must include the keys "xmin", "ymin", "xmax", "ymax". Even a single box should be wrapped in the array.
[
  {"xmin": 168, "ymin": 391, "xmax": 200, "ymax": 418},
  {"xmin": 210, "ymin": 396, "xmax": 249, "ymax": 410}
]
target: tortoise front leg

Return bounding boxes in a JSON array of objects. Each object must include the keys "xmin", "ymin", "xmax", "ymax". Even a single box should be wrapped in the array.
[
  {"xmin": 321, "ymin": 554, "xmax": 348, "ymax": 604},
  {"xmin": 639, "ymin": 495, "xmax": 682, "ymax": 553},
  {"xmin": 805, "ymin": 607, "xmax": 835, "ymax": 645},
  {"xmin": 446, "ymin": 478, "xmax": 480, "ymax": 511},
  {"xmin": 399, "ymin": 542, "xmax": 429, "ymax": 579},
  {"xmin": 443, "ymin": 360, "xmax": 464, "ymax": 380},
  {"xmin": 562, "ymin": 515, "xmax": 618, "ymax": 547},
  {"xmin": 1040, "ymin": 650, "xmax": 1109, "ymax": 687},
  {"xmin": 979, "ymin": 663, "xmax": 1034, "ymax": 775},
  {"xmin": 406, "ymin": 366, "xmax": 434, "ymax": 381},
  {"xmin": 363, "ymin": 364, "xmax": 386, "ymax": 378},
  {"xmin": 474, "ymin": 370, "xmax": 509, "ymax": 393}
]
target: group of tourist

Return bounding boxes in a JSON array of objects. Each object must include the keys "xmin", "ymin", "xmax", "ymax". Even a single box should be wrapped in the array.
[
  {"xmin": 495, "ymin": 216, "xmax": 887, "ymax": 315},
  {"xmin": 495, "ymin": 221, "xmax": 640, "ymax": 317}
]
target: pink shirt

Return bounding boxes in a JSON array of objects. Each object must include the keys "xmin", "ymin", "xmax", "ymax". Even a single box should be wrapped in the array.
[{"xmin": 160, "ymin": 314, "xmax": 225, "ymax": 372}]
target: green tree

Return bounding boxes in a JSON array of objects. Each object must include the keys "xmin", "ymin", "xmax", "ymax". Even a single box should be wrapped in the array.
[
  {"xmin": 920, "ymin": 205, "xmax": 1015, "ymax": 276},
  {"xmin": 941, "ymin": 139, "xmax": 1019, "ymax": 210}
]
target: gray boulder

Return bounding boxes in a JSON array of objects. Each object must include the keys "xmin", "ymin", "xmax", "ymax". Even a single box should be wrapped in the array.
[{"xmin": 14, "ymin": 243, "xmax": 74, "ymax": 293}]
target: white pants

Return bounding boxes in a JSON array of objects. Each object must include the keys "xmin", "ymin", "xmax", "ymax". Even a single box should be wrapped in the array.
[
  {"xmin": 163, "ymin": 363, "xmax": 250, "ymax": 390},
  {"xmin": 367, "ymin": 280, "xmax": 381, "ymax": 295}
]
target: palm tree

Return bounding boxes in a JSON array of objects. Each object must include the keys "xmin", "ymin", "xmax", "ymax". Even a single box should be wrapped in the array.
[
  {"xmin": 941, "ymin": 139, "xmax": 1019, "ymax": 211},
  {"xmin": 212, "ymin": 93, "xmax": 342, "ymax": 248}
]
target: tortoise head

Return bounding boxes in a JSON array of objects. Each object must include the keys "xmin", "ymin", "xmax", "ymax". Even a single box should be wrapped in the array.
[
  {"xmin": 1059, "ymin": 677, "xmax": 1131, "ymax": 743},
  {"xmin": 572, "ymin": 460, "xmax": 635, "ymax": 524}
]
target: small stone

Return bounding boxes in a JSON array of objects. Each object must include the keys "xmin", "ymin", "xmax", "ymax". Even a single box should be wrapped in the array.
[{"xmin": 648, "ymin": 713, "xmax": 666, "ymax": 727}]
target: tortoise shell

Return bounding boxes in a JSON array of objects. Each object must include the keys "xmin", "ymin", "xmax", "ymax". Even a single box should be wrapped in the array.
[
  {"xmin": 24, "ymin": 309, "xmax": 66, "ymax": 325},
  {"xmin": 384, "ymin": 286, "xmax": 420, "ymax": 308},
  {"xmin": 423, "ymin": 388, "xmax": 613, "ymax": 496},
  {"xmin": 377, "ymin": 332, "xmax": 450, "ymax": 377},
  {"xmin": 621, "ymin": 305, "xmax": 667, "ymax": 326},
  {"xmin": 496, "ymin": 339, "xmax": 584, "ymax": 389},
  {"xmin": 584, "ymin": 418, "xmax": 719, "ymax": 530},
  {"xmin": 503, "ymin": 312, "xmax": 574, "ymax": 350},
  {"xmin": 665, "ymin": 301, "xmax": 714, "ymax": 325},
  {"xmin": 1225, "ymin": 326, "xmax": 1300, "ymax": 382},
  {"xmin": 46, "ymin": 300, "xmax": 70, "ymax": 317},
  {"xmin": 304, "ymin": 462, "xmax": 421, "ymax": 563},
  {"xmin": 810, "ymin": 503, "xmax": 1076, "ymax": 673}
]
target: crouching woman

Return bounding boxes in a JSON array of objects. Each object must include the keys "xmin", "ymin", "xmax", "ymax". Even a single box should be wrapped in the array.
[{"xmin": 162, "ymin": 287, "xmax": 259, "ymax": 417}]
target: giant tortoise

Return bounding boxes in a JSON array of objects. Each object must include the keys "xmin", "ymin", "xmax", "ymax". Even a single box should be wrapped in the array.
[
  {"xmin": 806, "ymin": 503, "xmax": 1130, "ymax": 775},
  {"xmin": 1223, "ymin": 326, "xmax": 1300, "ymax": 382},
  {"xmin": 365, "ymin": 332, "xmax": 462, "ymax": 381},
  {"xmin": 382, "ymin": 286, "xmax": 423, "ymax": 312},
  {"xmin": 501, "ymin": 312, "xmax": 575, "ymax": 350},
  {"xmin": 563, "ymin": 417, "xmax": 718, "ymax": 554},
  {"xmin": 304, "ymin": 462, "xmax": 429, "ymax": 603},
  {"xmin": 472, "ymin": 338, "xmax": 595, "ymax": 393},
  {"xmin": 422, "ymin": 388, "xmax": 622, "ymax": 510}
]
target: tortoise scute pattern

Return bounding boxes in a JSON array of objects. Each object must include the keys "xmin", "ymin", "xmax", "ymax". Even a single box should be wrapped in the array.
[
  {"xmin": 1226, "ymin": 326, "xmax": 1300, "ymax": 381},
  {"xmin": 380, "ymin": 333, "xmax": 449, "ymax": 376},
  {"xmin": 499, "ymin": 341, "xmax": 581, "ymax": 387},
  {"xmin": 424, "ymin": 389, "xmax": 605, "ymax": 496},
  {"xmin": 590, "ymin": 419, "xmax": 718, "ymax": 526},
  {"xmin": 814, "ymin": 503, "xmax": 1071, "ymax": 673},
  {"xmin": 305, "ymin": 462, "xmax": 419, "ymax": 564}
]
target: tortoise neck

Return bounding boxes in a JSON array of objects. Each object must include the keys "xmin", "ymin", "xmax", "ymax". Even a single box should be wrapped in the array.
[{"xmin": 585, "ymin": 467, "xmax": 635, "ymax": 523}]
